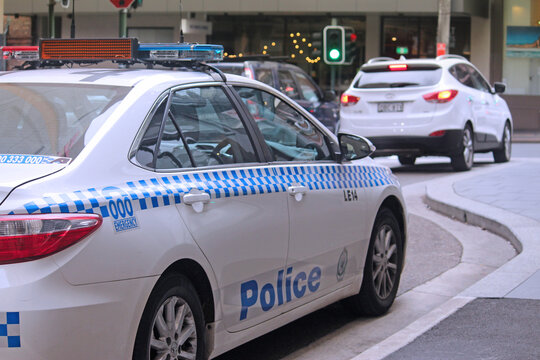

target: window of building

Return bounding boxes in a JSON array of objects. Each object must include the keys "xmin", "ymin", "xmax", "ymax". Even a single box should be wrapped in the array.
[
  {"xmin": 381, "ymin": 16, "xmax": 470, "ymax": 59},
  {"xmin": 503, "ymin": 0, "xmax": 540, "ymax": 95}
]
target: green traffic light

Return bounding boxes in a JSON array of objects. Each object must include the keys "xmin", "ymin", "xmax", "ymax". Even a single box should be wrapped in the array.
[{"xmin": 329, "ymin": 49, "xmax": 341, "ymax": 60}]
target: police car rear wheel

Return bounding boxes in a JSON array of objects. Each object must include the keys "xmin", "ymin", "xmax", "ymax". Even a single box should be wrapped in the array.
[
  {"xmin": 133, "ymin": 274, "xmax": 206, "ymax": 360},
  {"xmin": 344, "ymin": 208, "xmax": 402, "ymax": 316}
]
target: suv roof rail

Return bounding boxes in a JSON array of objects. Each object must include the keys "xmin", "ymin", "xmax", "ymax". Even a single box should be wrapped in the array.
[
  {"xmin": 366, "ymin": 57, "xmax": 396, "ymax": 64},
  {"xmin": 436, "ymin": 54, "xmax": 467, "ymax": 61},
  {"xmin": 221, "ymin": 55, "xmax": 290, "ymax": 63}
]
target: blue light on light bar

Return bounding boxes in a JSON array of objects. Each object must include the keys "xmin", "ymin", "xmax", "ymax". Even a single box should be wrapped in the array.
[{"xmin": 138, "ymin": 43, "xmax": 224, "ymax": 62}]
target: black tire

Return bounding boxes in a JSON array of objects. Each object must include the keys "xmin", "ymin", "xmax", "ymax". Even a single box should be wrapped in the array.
[
  {"xmin": 133, "ymin": 274, "xmax": 206, "ymax": 360},
  {"xmin": 344, "ymin": 208, "xmax": 403, "ymax": 316},
  {"xmin": 493, "ymin": 122, "xmax": 512, "ymax": 163},
  {"xmin": 398, "ymin": 155, "xmax": 416, "ymax": 166},
  {"xmin": 451, "ymin": 125, "xmax": 474, "ymax": 171}
]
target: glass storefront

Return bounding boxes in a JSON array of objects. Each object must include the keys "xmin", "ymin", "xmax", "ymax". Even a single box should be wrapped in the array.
[
  {"xmin": 503, "ymin": 0, "xmax": 540, "ymax": 95},
  {"xmin": 208, "ymin": 15, "xmax": 365, "ymax": 91},
  {"xmin": 381, "ymin": 16, "xmax": 470, "ymax": 59}
]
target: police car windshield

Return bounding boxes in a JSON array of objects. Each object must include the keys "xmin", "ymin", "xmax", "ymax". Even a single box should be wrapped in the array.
[
  {"xmin": 0, "ymin": 83, "xmax": 131, "ymax": 160},
  {"xmin": 354, "ymin": 68, "xmax": 442, "ymax": 88}
]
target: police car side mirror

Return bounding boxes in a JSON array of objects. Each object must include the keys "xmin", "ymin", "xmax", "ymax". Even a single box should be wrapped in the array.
[
  {"xmin": 338, "ymin": 133, "xmax": 375, "ymax": 162},
  {"xmin": 493, "ymin": 82, "xmax": 506, "ymax": 94}
]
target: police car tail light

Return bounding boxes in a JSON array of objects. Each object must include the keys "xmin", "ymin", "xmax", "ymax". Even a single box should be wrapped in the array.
[
  {"xmin": 423, "ymin": 90, "xmax": 458, "ymax": 103},
  {"xmin": 0, "ymin": 214, "xmax": 102, "ymax": 265},
  {"xmin": 2, "ymin": 46, "xmax": 39, "ymax": 60},
  {"xmin": 341, "ymin": 94, "xmax": 360, "ymax": 106}
]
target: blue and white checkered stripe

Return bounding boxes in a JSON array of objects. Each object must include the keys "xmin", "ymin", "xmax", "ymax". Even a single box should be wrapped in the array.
[
  {"xmin": 0, "ymin": 312, "xmax": 20, "ymax": 348},
  {"xmin": 18, "ymin": 165, "xmax": 396, "ymax": 218}
]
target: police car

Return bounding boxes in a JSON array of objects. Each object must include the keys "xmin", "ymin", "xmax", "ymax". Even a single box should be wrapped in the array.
[{"xmin": 0, "ymin": 39, "xmax": 407, "ymax": 360}]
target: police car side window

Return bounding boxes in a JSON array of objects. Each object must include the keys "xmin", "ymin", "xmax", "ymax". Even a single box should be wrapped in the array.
[
  {"xmin": 234, "ymin": 86, "xmax": 332, "ymax": 162},
  {"xmin": 170, "ymin": 87, "xmax": 258, "ymax": 167},
  {"xmin": 136, "ymin": 98, "xmax": 168, "ymax": 169}
]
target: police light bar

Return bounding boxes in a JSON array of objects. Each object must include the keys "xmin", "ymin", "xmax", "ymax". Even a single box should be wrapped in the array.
[
  {"xmin": 40, "ymin": 38, "xmax": 138, "ymax": 61},
  {"xmin": 137, "ymin": 43, "xmax": 224, "ymax": 62},
  {"xmin": 2, "ymin": 46, "xmax": 39, "ymax": 60}
]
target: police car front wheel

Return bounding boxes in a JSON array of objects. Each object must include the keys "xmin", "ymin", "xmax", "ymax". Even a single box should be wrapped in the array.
[
  {"xmin": 133, "ymin": 274, "xmax": 206, "ymax": 360},
  {"xmin": 344, "ymin": 208, "xmax": 403, "ymax": 316}
]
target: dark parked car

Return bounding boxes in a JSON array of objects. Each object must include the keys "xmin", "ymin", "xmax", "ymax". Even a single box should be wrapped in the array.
[{"xmin": 214, "ymin": 60, "xmax": 340, "ymax": 133}]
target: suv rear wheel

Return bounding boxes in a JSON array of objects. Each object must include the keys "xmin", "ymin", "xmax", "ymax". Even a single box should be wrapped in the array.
[
  {"xmin": 451, "ymin": 125, "xmax": 474, "ymax": 171},
  {"xmin": 493, "ymin": 122, "xmax": 512, "ymax": 163}
]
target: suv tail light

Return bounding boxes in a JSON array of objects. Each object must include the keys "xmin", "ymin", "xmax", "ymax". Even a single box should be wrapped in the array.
[
  {"xmin": 341, "ymin": 94, "xmax": 360, "ymax": 106},
  {"xmin": 244, "ymin": 67, "xmax": 255, "ymax": 80},
  {"xmin": 0, "ymin": 213, "xmax": 102, "ymax": 265},
  {"xmin": 423, "ymin": 90, "xmax": 458, "ymax": 103}
]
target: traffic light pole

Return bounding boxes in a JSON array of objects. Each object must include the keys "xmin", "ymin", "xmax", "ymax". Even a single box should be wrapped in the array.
[
  {"xmin": 119, "ymin": 8, "xmax": 128, "ymax": 37},
  {"xmin": 48, "ymin": 0, "xmax": 56, "ymax": 38}
]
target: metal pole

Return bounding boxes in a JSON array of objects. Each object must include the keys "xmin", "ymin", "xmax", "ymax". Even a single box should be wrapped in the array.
[
  {"xmin": 48, "ymin": 0, "xmax": 56, "ymax": 38},
  {"xmin": 436, "ymin": 0, "xmax": 451, "ymax": 55},
  {"xmin": 70, "ymin": 0, "xmax": 76, "ymax": 38},
  {"xmin": 119, "ymin": 8, "xmax": 128, "ymax": 37}
]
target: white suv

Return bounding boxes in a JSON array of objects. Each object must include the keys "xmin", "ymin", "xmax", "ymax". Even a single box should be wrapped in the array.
[{"xmin": 339, "ymin": 55, "xmax": 513, "ymax": 171}]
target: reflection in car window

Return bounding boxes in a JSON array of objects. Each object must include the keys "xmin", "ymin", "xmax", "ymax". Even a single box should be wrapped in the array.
[
  {"xmin": 136, "ymin": 98, "xmax": 167, "ymax": 168},
  {"xmin": 450, "ymin": 64, "xmax": 475, "ymax": 89},
  {"xmin": 468, "ymin": 67, "xmax": 491, "ymax": 93},
  {"xmin": 170, "ymin": 87, "xmax": 257, "ymax": 167},
  {"xmin": 295, "ymin": 71, "xmax": 321, "ymax": 103},
  {"xmin": 235, "ymin": 86, "xmax": 332, "ymax": 162},
  {"xmin": 136, "ymin": 87, "xmax": 257, "ymax": 170},
  {"xmin": 0, "ymin": 83, "xmax": 130, "ymax": 159},
  {"xmin": 278, "ymin": 70, "xmax": 300, "ymax": 99},
  {"xmin": 255, "ymin": 69, "xmax": 274, "ymax": 87},
  {"xmin": 354, "ymin": 69, "xmax": 442, "ymax": 88}
]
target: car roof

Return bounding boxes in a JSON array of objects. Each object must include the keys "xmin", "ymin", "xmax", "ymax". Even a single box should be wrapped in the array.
[
  {"xmin": 0, "ymin": 67, "xmax": 218, "ymax": 87},
  {"xmin": 361, "ymin": 55, "xmax": 470, "ymax": 71}
]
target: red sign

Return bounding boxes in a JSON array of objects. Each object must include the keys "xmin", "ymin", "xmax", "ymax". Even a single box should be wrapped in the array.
[
  {"xmin": 436, "ymin": 42, "xmax": 446, "ymax": 57},
  {"xmin": 110, "ymin": 0, "xmax": 135, "ymax": 9}
]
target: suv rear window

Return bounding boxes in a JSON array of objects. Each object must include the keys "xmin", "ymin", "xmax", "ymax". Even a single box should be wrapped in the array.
[
  {"xmin": 354, "ymin": 68, "xmax": 442, "ymax": 89},
  {"xmin": 215, "ymin": 65, "xmax": 244, "ymax": 76},
  {"xmin": 0, "ymin": 83, "xmax": 130, "ymax": 159}
]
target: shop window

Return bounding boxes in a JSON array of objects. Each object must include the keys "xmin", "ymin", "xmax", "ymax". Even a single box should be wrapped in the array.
[{"xmin": 381, "ymin": 17, "xmax": 470, "ymax": 60}]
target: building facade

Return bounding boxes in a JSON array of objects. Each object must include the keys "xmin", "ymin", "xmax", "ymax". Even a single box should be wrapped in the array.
[{"xmin": 2, "ymin": 0, "xmax": 538, "ymax": 131}]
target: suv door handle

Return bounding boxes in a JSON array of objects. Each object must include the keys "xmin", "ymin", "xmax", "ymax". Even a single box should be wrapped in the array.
[
  {"xmin": 288, "ymin": 185, "xmax": 308, "ymax": 202},
  {"xmin": 183, "ymin": 191, "xmax": 210, "ymax": 213}
]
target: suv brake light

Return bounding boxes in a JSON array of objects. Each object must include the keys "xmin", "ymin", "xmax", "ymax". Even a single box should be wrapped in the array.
[
  {"xmin": 388, "ymin": 64, "xmax": 408, "ymax": 71},
  {"xmin": 423, "ymin": 90, "xmax": 458, "ymax": 103},
  {"xmin": 0, "ymin": 213, "xmax": 102, "ymax": 265},
  {"xmin": 341, "ymin": 94, "xmax": 360, "ymax": 106},
  {"xmin": 244, "ymin": 67, "xmax": 255, "ymax": 80}
]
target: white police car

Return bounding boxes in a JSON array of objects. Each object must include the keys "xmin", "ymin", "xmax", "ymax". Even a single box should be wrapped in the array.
[{"xmin": 0, "ymin": 39, "xmax": 407, "ymax": 360}]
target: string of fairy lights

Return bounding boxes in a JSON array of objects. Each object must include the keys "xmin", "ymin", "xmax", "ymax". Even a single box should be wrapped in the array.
[{"xmin": 223, "ymin": 32, "xmax": 321, "ymax": 64}]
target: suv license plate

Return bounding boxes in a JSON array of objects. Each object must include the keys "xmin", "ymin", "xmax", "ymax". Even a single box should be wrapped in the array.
[{"xmin": 378, "ymin": 102, "xmax": 403, "ymax": 112}]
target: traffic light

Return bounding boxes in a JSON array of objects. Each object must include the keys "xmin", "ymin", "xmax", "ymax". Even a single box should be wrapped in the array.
[
  {"xmin": 344, "ymin": 26, "xmax": 357, "ymax": 65},
  {"xmin": 323, "ymin": 25, "xmax": 345, "ymax": 65},
  {"xmin": 311, "ymin": 31, "xmax": 322, "ymax": 58}
]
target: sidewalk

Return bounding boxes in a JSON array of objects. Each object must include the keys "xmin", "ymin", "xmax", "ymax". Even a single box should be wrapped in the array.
[{"xmin": 366, "ymin": 159, "xmax": 540, "ymax": 359}]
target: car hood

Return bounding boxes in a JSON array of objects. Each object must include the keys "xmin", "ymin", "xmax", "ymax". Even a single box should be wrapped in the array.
[{"xmin": 0, "ymin": 157, "xmax": 70, "ymax": 204}]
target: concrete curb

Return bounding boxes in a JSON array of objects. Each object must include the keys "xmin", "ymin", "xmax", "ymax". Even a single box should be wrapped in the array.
[{"xmin": 424, "ymin": 159, "xmax": 540, "ymax": 298}]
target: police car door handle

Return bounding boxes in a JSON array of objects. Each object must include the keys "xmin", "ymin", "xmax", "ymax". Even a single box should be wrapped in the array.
[
  {"xmin": 288, "ymin": 185, "xmax": 307, "ymax": 202},
  {"xmin": 183, "ymin": 192, "xmax": 210, "ymax": 213}
]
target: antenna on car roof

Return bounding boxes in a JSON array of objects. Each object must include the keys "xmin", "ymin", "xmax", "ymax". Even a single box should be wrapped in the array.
[{"xmin": 179, "ymin": 0, "xmax": 184, "ymax": 43}]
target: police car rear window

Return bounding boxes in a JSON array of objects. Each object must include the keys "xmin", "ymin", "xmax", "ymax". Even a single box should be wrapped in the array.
[
  {"xmin": 354, "ymin": 68, "xmax": 442, "ymax": 89},
  {"xmin": 0, "ymin": 83, "xmax": 131, "ymax": 160}
]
